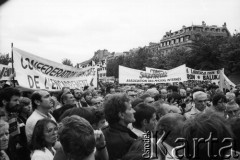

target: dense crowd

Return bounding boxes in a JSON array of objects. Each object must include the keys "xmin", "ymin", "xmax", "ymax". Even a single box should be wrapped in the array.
[{"xmin": 0, "ymin": 81, "xmax": 240, "ymax": 160}]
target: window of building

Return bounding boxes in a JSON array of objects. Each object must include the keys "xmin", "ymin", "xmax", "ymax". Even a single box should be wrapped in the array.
[{"xmin": 180, "ymin": 37, "xmax": 183, "ymax": 42}]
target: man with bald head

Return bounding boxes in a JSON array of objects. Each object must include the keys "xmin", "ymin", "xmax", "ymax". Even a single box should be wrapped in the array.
[
  {"xmin": 25, "ymin": 90, "xmax": 56, "ymax": 143},
  {"xmin": 184, "ymin": 91, "xmax": 208, "ymax": 119}
]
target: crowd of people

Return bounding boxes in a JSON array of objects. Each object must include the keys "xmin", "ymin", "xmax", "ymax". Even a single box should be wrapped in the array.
[{"xmin": 0, "ymin": 81, "xmax": 240, "ymax": 160}]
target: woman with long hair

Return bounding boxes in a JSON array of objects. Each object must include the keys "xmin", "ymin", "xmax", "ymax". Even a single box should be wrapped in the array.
[{"xmin": 31, "ymin": 118, "xmax": 58, "ymax": 160}]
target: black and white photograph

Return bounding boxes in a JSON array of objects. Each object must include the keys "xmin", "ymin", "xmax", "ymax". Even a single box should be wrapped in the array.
[{"xmin": 0, "ymin": 0, "xmax": 240, "ymax": 160}]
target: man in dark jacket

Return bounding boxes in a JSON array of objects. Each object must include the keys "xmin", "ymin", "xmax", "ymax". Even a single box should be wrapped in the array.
[
  {"xmin": 103, "ymin": 93, "xmax": 138, "ymax": 160},
  {"xmin": 0, "ymin": 87, "xmax": 30, "ymax": 160}
]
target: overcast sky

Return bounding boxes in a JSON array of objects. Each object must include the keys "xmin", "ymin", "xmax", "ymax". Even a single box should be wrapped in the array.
[{"xmin": 0, "ymin": 0, "xmax": 240, "ymax": 65}]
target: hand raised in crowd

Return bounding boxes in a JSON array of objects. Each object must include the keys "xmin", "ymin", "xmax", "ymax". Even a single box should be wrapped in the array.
[
  {"xmin": 94, "ymin": 130, "xmax": 109, "ymax": 160},
  {"xmin": 94, "ymin": 129, "xmax": 106, "ymax": 150}
]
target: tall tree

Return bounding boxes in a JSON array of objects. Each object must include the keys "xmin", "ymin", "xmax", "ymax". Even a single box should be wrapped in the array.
[
  {"xmin": 62, "ymin": 58, "xmax": 73, "ymax": 66},
  {"xmin": 188, "ymin": 35, "xmax": 228, "ymax": 70},
  {"xmin": 220, "ymin": 33, "xmax": 240, "ymax": 74},
  {"xmin": 0, "ymin": 53, "xmax": 11, "ymax": 65},
  {"xmin": 165, "ymin": 47, "xmax": 190, "ymax": 69}
]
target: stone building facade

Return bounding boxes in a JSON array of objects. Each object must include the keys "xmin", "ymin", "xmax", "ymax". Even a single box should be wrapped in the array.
[{"xmin": 148, "ymin": 21, "xmax": 231, "ymax": 55}]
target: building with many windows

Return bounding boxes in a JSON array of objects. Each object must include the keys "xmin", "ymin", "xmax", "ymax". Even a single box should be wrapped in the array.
[{"xmin": 148, "ymin": 21, "xmax": 231, "ymax": 55}]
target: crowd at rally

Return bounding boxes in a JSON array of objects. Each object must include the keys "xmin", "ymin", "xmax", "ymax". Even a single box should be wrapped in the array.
[{"xmin": 0, "ymin": 80, "xmax": 240, "ymax": 160}]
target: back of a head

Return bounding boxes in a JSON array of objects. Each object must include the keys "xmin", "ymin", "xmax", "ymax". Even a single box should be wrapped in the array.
[
  {"xmin": 226, "ymin": 101, "xmax": 239, "ymax": 112},
  {"xmin": 146, "ymin": 88, "xmax": 159, "ymax": 97},
  {"xmin": 131, "ymin": 98, "xmax": 143, "ymax": 109},
  {"xmin": 122, "ymin": 151, "xmax": 145, "ymax": 160},
  {"xmin": 153, "ymin": 102, "xmax": 170, "ymax": 119},
  {"xmin": 139, "ymin": 93, "xmax": 151, "ymax": 101},
  {"xmin": 181, "ymin": 111, "xmax": 233, "ymax": 159},
  {"xmin": 212, "ymin": 93, "xmax": 227, "ymax": 112},
  {"xmin": 59, "ymin": 116, "xmax": 95, "ymax": 160},
  {"xmin": 167, "ymin": 92, "xmax": 182, "ymax": 104},
  {"xmin": 167, "ymin": 85, "xmax": 178, "ymax": 92},
  {"xmin": 156, "ymin": 113, "xmax": 185, "ymax": 147},
  {"xmin": 59, "ymin": 107, "xmax": 95, "ymax": 125},
  {"xmin": 226, "ymin": 92, "xmax": 236, "ymax": 102},
  {"xmin": 228, "ymin": 117, "xmax": 240, "ymax": 152},
  {"xmin": 19, "ymin": 97, "xmax": 31, "ymax": 106}
]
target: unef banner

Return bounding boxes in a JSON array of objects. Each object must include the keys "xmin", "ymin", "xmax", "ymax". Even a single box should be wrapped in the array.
[
  {"xmin": 13, "ymin": 47, "xmax": 97, "ymax": 91},
  {"xmin": 119, "ymin": 64, "xmax": 187, "ymax": 84},
  {"xmin": 0, "ymin": 64, "xmax": 14, "ymax": 80},
  {"xmin": 186, "ymin": 67, "xmax": 221, "ymax": 84}
]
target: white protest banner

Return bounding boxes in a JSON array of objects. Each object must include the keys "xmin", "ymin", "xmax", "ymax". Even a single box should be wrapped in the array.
[
  {"xmin": 13, "ymin": 47, "xmax": 97, "ymax": 91},
  {"xmin": 145, "ymin": 67, "xmax": 168, "ymax": 74},
  {"xmin": 186, "ymin": 67, "xmax": 221, "ymax": 84},
  {"xmin": 219, "ymin": 69, "xmax": 236, "ymax": 90},
  {"xmin": 146, "ymin": 66, "xmax": 222, "ymax": 84},
  {"xmin": 119, "ymin": 64, "xmax": 187, "ymax": 84},
  {"xmin": 0, "ymin": 64, "xmax": 14, "ymax": 80}
]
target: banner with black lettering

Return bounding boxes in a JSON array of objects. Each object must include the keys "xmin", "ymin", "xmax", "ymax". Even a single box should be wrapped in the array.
[
  {"xmin": 0, "ymin": 64, "xmax": 14, "ymax": 80},
  {"xmin": 186, "ymin": 67, "xmax": 221, "ymax": 84},
  {"xmin": 146, "ymin": 66, "xmax": 223, "ymax": 84},
  {"xmin": 13, "ymin": 47, "xmax": 97, "ymax": 91},
  {"xmin": 119, "ymin": 64, "xmax": 187, "ymax": 84}
]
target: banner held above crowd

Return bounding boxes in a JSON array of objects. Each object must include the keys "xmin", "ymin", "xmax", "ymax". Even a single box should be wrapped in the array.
[{"xmin": 13, "ymin": 47, "xmax": 97, "ymax": 91}]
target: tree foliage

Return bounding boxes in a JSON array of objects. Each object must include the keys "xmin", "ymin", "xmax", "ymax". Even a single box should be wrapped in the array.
[
  {"xmin": 0, "ymin": 53, "xmax": 11, "ymax": 65},
  {"xmin": 62, "ymin": 58, "xmax": 73, "ymax": 66},
  {"xmin": 106, "ymin": 34, "xmax": 240, "ymax": 78}
]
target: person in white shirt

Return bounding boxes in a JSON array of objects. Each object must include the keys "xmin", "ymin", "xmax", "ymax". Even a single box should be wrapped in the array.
[
  {"xmin": 26, "ymin": 90, "xmax": 56, "ymax": 144},
  {"xmin": 184, "ymin": 91, "xmax": 208, "ymax": 119},
  {"xmin": 31, "ymin": 118, "xmax": 58, "ymax": 160}
]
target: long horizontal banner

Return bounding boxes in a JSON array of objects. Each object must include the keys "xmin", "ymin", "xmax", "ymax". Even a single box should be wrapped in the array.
[
  {"xmin": 146, "ymin": 66, "xmax": 235, "ymax": 89},
  {"xmin": 13, "ymin": 47, "xmax": 97, "ymax": 91},
  {"xmin": 0, "ymin": 64, "xmax": 14, "ymax": 81},
  {"xmin": 119, "ymin": 64, "xmax": 187, "ymax": 84},
  {"xmin": 146, "ymin": 66, "xmax": 221, "ymax": 84}
]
